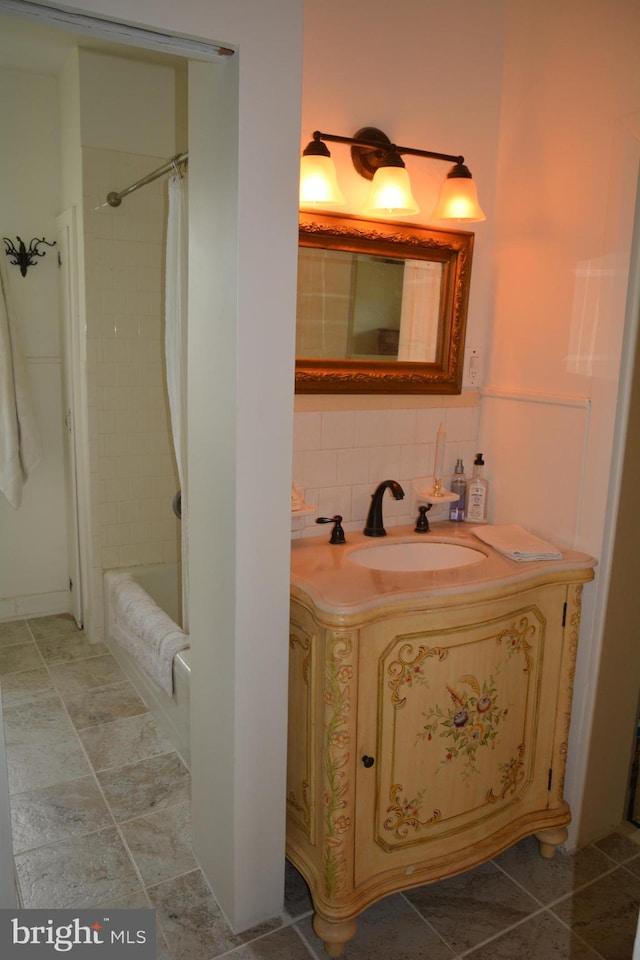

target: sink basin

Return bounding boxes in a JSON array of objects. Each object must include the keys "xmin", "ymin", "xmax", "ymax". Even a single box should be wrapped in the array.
[{"xmin": 349, "ymin": 540, "xmax": 486, "ymax": 572}]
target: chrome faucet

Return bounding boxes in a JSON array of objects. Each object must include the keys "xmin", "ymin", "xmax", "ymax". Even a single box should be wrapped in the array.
[{"xmin": 364, "ymin": 480, "xmax": 405, "ymax": 537}]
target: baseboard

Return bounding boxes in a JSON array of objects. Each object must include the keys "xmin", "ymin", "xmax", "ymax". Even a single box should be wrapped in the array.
[{"xmin": 0, "ymin": 590, "xmax": 71, "ymax": 623}]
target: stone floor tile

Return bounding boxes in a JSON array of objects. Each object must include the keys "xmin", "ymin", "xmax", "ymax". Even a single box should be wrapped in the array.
[
  {"xmin": 0, "ymin": 643, "xmax": 44, "ymax": 677},
  {"xmin": 0, "ymin": 619, "xmax": 31, "ymax": 648},
  {"xmin": 222, "ymin": 926, "xmax": 315, "ymax": 959},
  {"xmin": 10, "ymin": 775, "xmax": 113, "ymax": 853},
  {"xmin": 550, "ymin": 865, "xmax": 640, "ymax": 959},
  {"xmin": 119, "ymin": 800, "xmax": 197, "ymax": 885},
  {"xmin": 0, "ymin": 667, "xmax": 56, "ymax": 708},
  {"xmin": 27, "ymin": 614, "xmax": 82, "ymax": 641},
  {"xmin": 78, "ymin": 712, "xmax": 173, "ymax": 771},
  {"xmin": 15, "ymin": 827, "xmax": 142, "ymax": 909},
  {"xmin": 64, "ymin": 681, "xmax": 148, "ymax": 730},
  {"xmin": 464, "ymin": 910, "xmax": 601, "ymax": 959},
  {"xmin": 154, "ymin": 934, "xmax": 172, "ymax": 960},
  {"xmin": 594, "ymin": 830, "xmax": 640, "ymax": 864},
  {"xmin": 147, "ymin": 870, "xmax": 280, "ymax": 960},
  {"xmin": 97, "ymin": 752, "xmax": 190, "ymax": 821},
  {"xmin": 2, "ymin": 695, "xmax": 76, "ymax": 747},
  {"xmin": 34, "ymin": 633, "xmax": 108, "ymax": 664},
  {"xmin": 284, "ymin": 860, "xmax": 313, "ymax": 920},
  {"xmin": 405, "ymin": 859, "xmax": 539, "ymax": 953},
  {"xmin": 297, "ymin": 893, "xmax": 453, "ymax": 960},
  {"xmin": 494, "ymin": 835, "xmax": 612, "ymax": 905},
  {"xmin": 48, "ymin": 653, "xmax": 126, "ymax": 696},
  {"xmin": 6, "ymin": 737, "xmax": 92, "ymax": 794},
  {"xmin": 625, "ymin": 854, "xmax": 640, "ymax": 878},
  {"xmin": 104, "ymin": 890, "xmax": 151, "ymax": 908},
  {"xmin": 104, "ymin": 890, "xmax": 171, "ymax": 958}
]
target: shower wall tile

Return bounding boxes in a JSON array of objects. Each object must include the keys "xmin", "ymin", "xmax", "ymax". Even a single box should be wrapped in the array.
[{"xmin": 83, "ymin": 146, "xmax": 180, "ymax": 641}]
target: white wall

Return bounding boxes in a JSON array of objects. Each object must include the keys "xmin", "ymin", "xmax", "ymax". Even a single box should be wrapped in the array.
[
  {"xmin": 47, "ymin": 0, "xmax": 304, "ymax": 930},
  {"xmin": 301, "ymin": 0, "xmax": 505, "ymax": 379},
  {"xmin": 487, "ymin": 0, "xmax": 640, "ymax": 842},
  {"xmin": 79, "ymin": 50, "xmax": 177, "ymax": 156},
  {"xmin": 293, "ymin": 1, "xmax": 505, "ymax": 522},
  {"xmin": 0, "ymin": 65, "xmax": 69, "ymax": 620}
]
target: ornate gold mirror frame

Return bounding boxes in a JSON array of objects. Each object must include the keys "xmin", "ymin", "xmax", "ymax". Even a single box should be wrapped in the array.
[{"xmin": 295, "ymin": 211, "xmax": 474, "ymax": 394}]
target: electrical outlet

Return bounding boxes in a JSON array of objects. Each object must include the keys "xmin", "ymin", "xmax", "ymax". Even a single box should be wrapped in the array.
[{"xmin": 467, "ymin": 348, "xmax": 481, "ymax": 386}]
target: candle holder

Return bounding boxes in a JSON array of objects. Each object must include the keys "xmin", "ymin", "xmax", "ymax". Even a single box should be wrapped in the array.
[{"xmin": 414, "ymin": 478, "xmax": 459, "ymax": 505}]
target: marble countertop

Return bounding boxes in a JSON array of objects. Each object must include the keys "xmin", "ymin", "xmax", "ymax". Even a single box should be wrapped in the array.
[{"xmin": 290, "ymin": 521, "xmax": 596, "ymax": 617}]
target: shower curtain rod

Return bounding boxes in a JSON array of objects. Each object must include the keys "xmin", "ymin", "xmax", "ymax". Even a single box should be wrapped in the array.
[{"xmin": 106, "ymin": 152, "xmax": 188, "ymax": 207}]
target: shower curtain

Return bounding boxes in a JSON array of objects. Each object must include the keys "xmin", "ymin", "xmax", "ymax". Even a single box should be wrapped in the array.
[
  {"xmin": 397, "ymin": 259, "xmax": 442, "ymax": 362},
  {"xmin": 165, "ymin": 173, "xmax": 189, "ymax": 630}
]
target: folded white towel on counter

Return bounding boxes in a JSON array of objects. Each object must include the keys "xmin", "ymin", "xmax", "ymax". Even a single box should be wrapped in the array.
[{"xmin": 470, "ymin": 523, "xmax": 562, "ymax": 561}]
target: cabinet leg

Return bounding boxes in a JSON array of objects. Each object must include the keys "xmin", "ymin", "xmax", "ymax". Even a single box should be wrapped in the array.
[
  {"xmin": 312, "ymin": 914, "xmax": 357, "ymax": 957},
  {"xmin": 535, "ymin": 825, "xmax": 568, "ymax": 859}
]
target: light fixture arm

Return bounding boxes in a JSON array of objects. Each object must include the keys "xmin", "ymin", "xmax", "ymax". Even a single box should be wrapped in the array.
[{"xmin": 310, "ymin": 128, "xmax": 464, "ymax": 180}]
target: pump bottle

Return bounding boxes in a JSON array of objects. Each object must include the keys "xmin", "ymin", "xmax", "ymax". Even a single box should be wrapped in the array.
[
  {"xmin": 449, "ymin": 459, "xmax": 466, "ymax": 522},
  {"xmin": 465, "ymin": 453, "xmax": 489, "ymax": 523}
]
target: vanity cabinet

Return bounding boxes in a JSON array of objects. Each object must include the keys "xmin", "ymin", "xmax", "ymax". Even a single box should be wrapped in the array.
[{"xmin": 287, "ymin": 538, "xmax": 595, "ymax": 957}]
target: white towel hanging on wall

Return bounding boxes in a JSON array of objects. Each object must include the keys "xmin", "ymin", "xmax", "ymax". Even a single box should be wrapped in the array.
[{"xmin": 0, "ymin": 258, "xmax": 41, "ymax": 508}]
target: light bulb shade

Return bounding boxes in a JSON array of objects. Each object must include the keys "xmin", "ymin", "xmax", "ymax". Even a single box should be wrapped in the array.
[
  {"xmin": 360, "ymin": 166, "xmax": 419, "ymax": 217},
  {"xmin": 299, "ymin": 154, "xmax": 345, "ymax": 207},
  {"xmin": 430, "ymin": 166, "xmax": 486, "ymax": 222}
]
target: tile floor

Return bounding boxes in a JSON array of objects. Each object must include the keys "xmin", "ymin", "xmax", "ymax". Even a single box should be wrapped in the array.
[{"xmin": 1, "ymin": 614, "xmax": 640, "ymax": 960}]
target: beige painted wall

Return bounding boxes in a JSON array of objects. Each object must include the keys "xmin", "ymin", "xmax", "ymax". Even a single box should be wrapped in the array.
[{"xmin": 0, "ymin": 65, "xmax": 69, "ymax": 619}]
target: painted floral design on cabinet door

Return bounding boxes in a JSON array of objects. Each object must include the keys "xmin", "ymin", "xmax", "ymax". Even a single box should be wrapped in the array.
[
  {"xmin": 417, "ymin": 672, "xmax": 507, "ymax": 780},
  {"xmin": 382, "ymin": 613, "xmax": 540, "ymax": 843}
]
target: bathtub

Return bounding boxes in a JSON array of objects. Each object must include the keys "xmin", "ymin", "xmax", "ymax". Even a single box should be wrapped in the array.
[{"xmin": 104, "ymin": 563, "xmax": 191, "ymax": 768}]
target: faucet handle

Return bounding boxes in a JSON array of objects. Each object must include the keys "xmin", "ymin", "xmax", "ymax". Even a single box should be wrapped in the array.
[
  {"xmin": 415, "ymin": 504, "xmax": 431, "ymax": 533},
  {"xmin": 316, "ymin": 515, "xmax": 346, "ymax": 544}
]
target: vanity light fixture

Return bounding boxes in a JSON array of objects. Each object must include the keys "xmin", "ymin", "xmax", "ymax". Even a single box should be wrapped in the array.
[{"xmin": 299, "ymin": 127, "xmax": 486, "ymax": 222}]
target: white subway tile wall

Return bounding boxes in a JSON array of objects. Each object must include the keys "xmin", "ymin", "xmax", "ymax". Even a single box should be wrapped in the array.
[
  {"xmin": 83, "ymin": 148, "xmax": 180, "ymax": 638},
  {"xmin": 292, "ymin": 400, "xmax": 480, "ymax": 537}
]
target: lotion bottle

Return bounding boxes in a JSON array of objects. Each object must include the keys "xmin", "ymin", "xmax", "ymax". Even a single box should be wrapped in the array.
[
  {"xmin": 449, "ymin": 459, "xmax": 466, "ymax": 522},
  {"xmin": 466, "ymin": 453, "xmax": 488, "ymax": 523}
]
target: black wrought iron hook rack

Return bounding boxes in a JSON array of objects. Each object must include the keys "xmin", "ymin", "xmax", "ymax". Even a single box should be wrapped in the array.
[{"xmin": 3, "ymin": 236, "xmax": 56, "ymax": 277}]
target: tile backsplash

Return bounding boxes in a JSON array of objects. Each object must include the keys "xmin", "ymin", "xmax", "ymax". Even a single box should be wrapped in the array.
[{"xmin": 292, "ymin": 398, "xmax": 480, "ymax": 537}]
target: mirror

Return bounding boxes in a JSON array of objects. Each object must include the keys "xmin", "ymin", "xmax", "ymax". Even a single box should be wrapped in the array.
[{"xmin": 295, "ymin": 211, "xmax": 474, "ymax": 394}]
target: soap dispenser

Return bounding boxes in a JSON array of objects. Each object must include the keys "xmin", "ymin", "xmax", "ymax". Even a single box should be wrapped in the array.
[
  {"xmin": 465, "ymin": 453, "xmax": 489, "ymax": 523},
  {"xmin": 449, "ymin": 459, "xmax": 466, "ymax": 522}
]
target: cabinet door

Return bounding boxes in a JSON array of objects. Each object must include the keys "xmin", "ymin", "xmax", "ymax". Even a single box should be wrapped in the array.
[{"xmin": 355, "ymin": 585, "xmax": 567, "ymax": 885}]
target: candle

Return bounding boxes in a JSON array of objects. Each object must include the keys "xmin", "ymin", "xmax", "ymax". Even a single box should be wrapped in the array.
[{"xmin": 433, "ymin": 422, "xmax": 446, "ymax": 492}]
